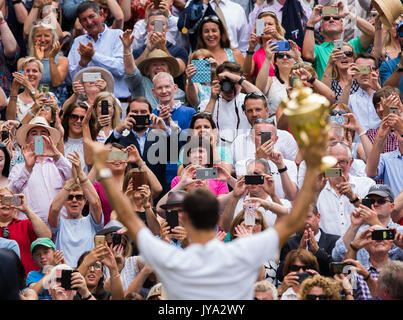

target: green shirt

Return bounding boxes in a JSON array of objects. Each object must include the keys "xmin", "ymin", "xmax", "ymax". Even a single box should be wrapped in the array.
[{"xmin": 313, "ymin": 37, "xmax": 368, "ymax": 80}]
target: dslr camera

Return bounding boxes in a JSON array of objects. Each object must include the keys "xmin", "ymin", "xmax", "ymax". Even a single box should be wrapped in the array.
[{"xmin": 219, "ymin": 79, "xmax": 235, "ymax": 92}]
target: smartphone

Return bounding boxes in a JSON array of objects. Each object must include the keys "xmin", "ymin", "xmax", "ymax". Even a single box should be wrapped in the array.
[
  {"xmin": 356, "ymin": 65, "xmax": 371, "ymax": 75},
  {"xmin": 1, "ymin": 130, "xmax": 9, "ymax": 141},
  {"xmin": 101, "ymin": 100, "xmax": 109, "ymax": 115},
  {"xmin": 1, "ymin": 195, "xmax": 12, "ymax": 206},
  {"xmin": 244, "ymin": 203, "xmax": 256, "ymax": 226},
  {"xmin": 324, "ymin": 168, "xmax": 342, "ymax": 178},
  {"xmin": 34, "ymin": 136, "xmax": 44, "ymax": 155},
  {"xmin": 260, "ymin": 131, "xmax": 271, "ymax": 145},
  {"xmin": 196, "ymin": 168, "xmax": 218, "ymax": 180},
  {"xmin": 191, "ymin": 59, "xmax": 211, "ymax": 83},
  {"xmin": 39, "ymin": 84, "xmax": 49, "ymax": 95},
  {"xmin": 131, "ymin": 114, "xmax": 151, "ymax": 126},
  {"xmin": 322, "ymin": 6, "xmax": 338, "ymax": 15},
  {"xmin": 329, "ymin": 262, "xmax": 353, "ymax": 275},
  {"xmin": 166, "ymin": 209, "xmax": 179, "ymax": 230},
  {"xmin": 112, "ymin": 233, "xmax": 122, "ymax": 247},
  {"xmin": 94, "ymin": 235, "xmax": 106, "ymax": 247},
  {"xmin": 371, "ymin": 229, "xmax": 396, "ymax": 241},
  {"xmin": 256, "ymin": 18, "xmax": 265, "ymax": 36},
  {"xmin": 333, "ymin": 39, "xmax": 344, "ymax": 50},
  {"xmin": 389, "ymin": 106, "xmax": 399, "ymax": 115},
  {"xmin": 152, "ymin": 0, "xmax": 161, "ymax": 9},
  {"xmin": 131, "ymin": 171, "xmax": 148, "ymax": 190},
  {"xmin": 108, "ymin": 150, "xmax": 128, "ymax": 161},
  {"xmin": 82, "ymin": 72, "xmax": 102, "ymax": 82},
  {"xmin": 296, "ymin": 272, "xmax": 312, "ymax": 284},
  {"xmin": 154, "ymin": 19, "xmax": 164, "ymax": 34},
  {"xmin": 59, "ymin": 270, "xmax": 78, "ymax": 290},
  {"xmin": 244, "ymin": 174, "xmax": 264, "ymax": 185},
  {"xmin": 270, "ymin": 40, "xmax": 290, "ymax": 51},
  {"xmin": 362, "ymin": 197, "xmax": 372, "ymax": 209}
]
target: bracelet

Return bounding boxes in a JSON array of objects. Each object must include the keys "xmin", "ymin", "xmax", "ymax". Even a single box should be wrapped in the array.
[
  {"xmin": 305, "ymin": 26, "xmax": 314, "ymax": 31},
  {"xmin": 363, "ymin": 273, "xmax": 371, "ymax": 281},
  {"xmin": 123, "ymin": 52, "xmax": 132, "ymax": 56},
  {"xmin": 350, "ymin": 243, "xmax": 359, "ymax": 251},
  {"xmin": 79, "ymin": 177, "xmax": 89, "ymax": 184},
  {"xmin": 0, "ymin": 21, "xmax": 6, "ymax": 25},
  {"xmin": 81, "ymin": 293, "xmax": 93, "ymax": 300},
  {"xmin": 344, "ymin": 291, "xmax": 353, "ymax": 296},
  {"xmin": 358, "ymin": 131, "xmax": 366, "ymax": 137},
  {"xmin": 246, "ymin": 50, "xmax": 255, "ymax": 55},
  {"xmin": 278, "ymin": 166, "xmax": 287, "ymax": 173}
]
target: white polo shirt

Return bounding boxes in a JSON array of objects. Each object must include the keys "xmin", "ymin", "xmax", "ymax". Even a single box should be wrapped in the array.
[
  {"xmin": 316, "ymin": 175, "xmax": 375, "ymax": 236},
  {"xmin": 137, "ymin": 226, "xmax": 279, "ymax": 300}
]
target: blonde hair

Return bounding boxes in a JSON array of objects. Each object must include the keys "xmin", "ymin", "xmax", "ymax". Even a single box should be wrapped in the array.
[
  {"xmin": 187, "ymin": 49, "xmax": 214, "ymax": 65},
  {"xmin": 27, "ymin": 21, "xmax": 59, "ymax": 58},
  {"xmin": 229, "ymin": 208, "xmax": 268, "ymax": 240},
  {"xmin": 19, "ymin": 56, "xmax": 44, "ymax": 74},
  {"xmin": 298, "ymin": 275, "xmax": 342, "ymax": 300}
]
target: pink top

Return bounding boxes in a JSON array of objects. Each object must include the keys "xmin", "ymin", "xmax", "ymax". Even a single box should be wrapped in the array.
[
  {"xmin": 253, "ymin": 47, "xmax": 276, "ymax": 79},
  {"xmin": 94, "ymin": 182, "xmax": 112, "ymax": 225},
  {"xmin": 170, "ymin": 176, "xmax": 229, "ymax": 196}
]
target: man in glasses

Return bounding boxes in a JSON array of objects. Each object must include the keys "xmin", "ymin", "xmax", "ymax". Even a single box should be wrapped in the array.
[
  {"xmin": 48, "ymin": 151, "xmax": 103, "ymax": 268},
  {"xmin": 302, "ymin": 1, "xmax": 375, "ymax": 80},
  {"xmin": 332, "ymin": 184, "xmax": 403, "ymax": 268},
  {"xmin": 9, "ymin": 116, "xmax": 72, "ymax": 224},
  {"xmin": 316, "ymin": 141, "xmax": 375, "ymax": 236}
]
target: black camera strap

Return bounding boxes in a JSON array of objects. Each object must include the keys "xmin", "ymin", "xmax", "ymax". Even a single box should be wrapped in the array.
[{"xmin": 216, "ymin": 93, "xmax": 240, "ymax": 144}]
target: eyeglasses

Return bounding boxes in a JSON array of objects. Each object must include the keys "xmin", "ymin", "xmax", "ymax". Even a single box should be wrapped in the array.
[
  {"xmin": 68, "ymin": 194, "xmax": 84, "ymax": 201},
  {"xmin": 290, "ymin": 264, "xmax": 309, "ymax": 272},
  {"xmin": 329, "ymin": 141, "xmax": 350, "ymax": 148},
  {"xmin": 323, "ymin": 16, "xmax": 341, "ymax": 21},
  {"xmin": 70, "ymin": 114, "xmax": 85, "ymax": 122},
  {"xmin": 275, "ymin": 53, "xmax": 294, "ymax": 60},
  {"xmin": 306, "ymin": 294, "xmax": 331, "ymax": 300},
  {"xmin": 330, "ymin": 110, "xmax": 348, "ymax": 116},
  {"xmin": 1, "ymin": 226, "xmax": 9, "ymax": 239},
  {"xmin": 343, "ymin": 51, "xmax": 354, "ymax": 57},
  {"xmin": 88, "ymin": 263, "xmax": 102, "ymax": 271},
  {"xmin": 367, "ymin": 198, "xmax": 391, "ymax": 205}
]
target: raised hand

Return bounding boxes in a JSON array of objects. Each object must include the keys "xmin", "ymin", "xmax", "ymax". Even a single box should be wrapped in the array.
[{"xmin": 119, "ymin": 29, "xmax": 134, "ymax": 49}]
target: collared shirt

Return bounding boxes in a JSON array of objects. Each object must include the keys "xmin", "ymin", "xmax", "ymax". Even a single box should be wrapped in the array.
[
  {"xmin": 67, "ymin": 25, "xmax": 130, "ymax": 98},
  {"xmin": 366, "ymin": 128, "xmax": 398, "ymax": 153},
  {"xmin": 8, "ymin": 156, "xmax": 72, "ymax": 223},
  {"xmin": 373, "ymin": 148, "xmax": 403, "ymax": 197},
  {"xmin": 316, "ymin": 175, "xmax": 376, "ymax": 236},
  {"xmin": 332, "ymin": 220, "xmax": 403, "ymax": 264},
  {"xmin": 208, "ymin": 0, "xmax": 250, "ymax": 54},
  {"xmin": 354, "ymin": 262, "xmax": 380, "ymax": 300},
  {"xmin": 379, "ymin": 52, "xmax": 403, "ymax": 94},
  {"xmin": 112, "ymin": 127, "xmax": 150, "ymax": 156},
  {"xmin": 348, "ymin": 88, "xmax": 381, "ymax": 135}
]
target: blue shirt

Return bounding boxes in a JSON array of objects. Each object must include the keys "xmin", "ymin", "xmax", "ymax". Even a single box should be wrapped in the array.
[
  {"xmin": 373, "ymin": 148, "xmax": 403, "ymax": 197},
  {"xmin": 0, "ymin": 237, "xmax": 20, "ymax": 257},
  {"xmin": 26, "ymin": 270, "xmax": 52, "ymax": 300},
  {"xmin": 67, "ymin": 25, "xmax": 130, "ymax": 98},
  {"xmin": 379, "ymin": 52, "xmax": 403, "ymax": 94}
]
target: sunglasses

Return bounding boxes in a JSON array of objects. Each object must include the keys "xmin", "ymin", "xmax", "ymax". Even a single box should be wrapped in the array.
[
  {"xmin": 329, "ymin": 110, "xmax": 348, "ymax": 116},
  {"xmin": 70, "ymin": 114, "xmax": 85, "ymax": 122},
  {"xmin": 68, "ymin": 194, "xmax": 85, "ymax": 201},
  {"xmin": 306, "ymin": 294, "xmax": 330, "ymax": 300},
  {"xmin": 88, "ymin": 263, "xmax": 102, "ymax": 270},
  {"xmin": 202, "ymin": 15, "xmax": 221, "ymax": 23},
  {"xmin": 1, "ymin": 226, "xmax": 9, "ymax": 239},
  {"xmin": 275, "ymin": 53, "xmax": 293, "ymax": 60},
  {"xmin": 290, "ymin": 264, "xmax": 309, "ymax": 272},
  {"xmin": 367, "ymin": 198, "xmax": 390, "ymax": 205},
  {"xmin": 323, "ymin": 16, "xmax": 341, "ymax": 21},
  {"xmin": 343, "ymin": 51, "xmax": 354, "ymax": 57},
  {"xmin": 40, "ymin": 106, "xmax": 51, "ymax": 111},
  {"xmin": 254, "ymin": 117, "xmax": 276, "ymax": 125}
]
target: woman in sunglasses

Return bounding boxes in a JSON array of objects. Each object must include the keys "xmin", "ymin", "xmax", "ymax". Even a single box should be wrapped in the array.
[
  {"xmin": 196, "ymin": 15, "xmax": 244, "ymax": 67},
  {"xmin": 298, "ymin": 275, "xmax": 349, "ymax": 300},
  {"xmin": 276, "ymin": 248, "xmax": 320, "ymax": 300},
  {"xmin": 322, "ymin": 43, "xmax": 359, "ymax": 104}
]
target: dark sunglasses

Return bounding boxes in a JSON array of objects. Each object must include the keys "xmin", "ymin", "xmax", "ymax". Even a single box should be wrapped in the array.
[
  {"xmin": 329, "ymin": 110, "xmax": 348, "ymax": 116},
  {"xmin": 343, "ymin": 51, "xmax": 354, "ymax": 57},
  {"xmin": 1, "ymin": 226, "xmax": 9, "ymax": 238},
  {"xmin": 70, "ymin": 114, "xmax": 85, "ymax": 122},
  {"xmin": 368, "ymin": 198, "xmax": 390, "ymax": 205},
  {"xmin": 245, "ymin": 91, "xmax": 266, "ymax": 99},
  {"xmin": 68, "ymin": 194, "xmax": 85, "ymax": 201},
  {"xmin": 290, "ymin": 264, "xmax": 309, "ymax": 272},
  {"xmin": 323, "ymin": 16, "xmax": 341, "ymax": 21},
  {"xmin": 306, "ymin": 294, "xmax": 331, "ymax": 300},
  {"xmin": 275, "ymin": 53, "xmax": 293, "ymax": 60}
]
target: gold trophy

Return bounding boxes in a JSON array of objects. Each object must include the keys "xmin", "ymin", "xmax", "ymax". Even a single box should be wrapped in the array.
[{"xmin": 280, "ymin": 79, "xmax": 337, "ymax": 171}]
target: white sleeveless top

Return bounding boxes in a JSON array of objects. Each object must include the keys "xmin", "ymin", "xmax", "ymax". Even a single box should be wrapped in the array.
[{"xmin": 267, "ymin": 77, "xmax": 288, "ymax": 116}]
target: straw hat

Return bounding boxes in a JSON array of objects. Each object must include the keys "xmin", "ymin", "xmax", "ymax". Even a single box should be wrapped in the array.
[
  {"xmin": 73, "ymin": 66, "xmax": 115, "ymax": 93},
  {"xmin": 137, "ymin": 49, "xmax": 180, "ymax": 78},
  {"xmin": 371, "ymin": 0, "xmax": 403, "ymax": 28},
  {"xmin": 16, "ymin": 116, "xmax": 61, "ymax": 147}
]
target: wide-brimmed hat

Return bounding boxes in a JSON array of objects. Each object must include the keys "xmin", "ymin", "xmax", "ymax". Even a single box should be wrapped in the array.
[
  {"xmin": 73, "ymin": 66, "xmax": 114, "ymax": 93},
  {"xmin": 96, "ymin": 219, "xmax": 125, "ymax": 236},
  {"xmin": 16, "ymin": 116, "xmax": 61, "ymax": 147},
  {"xmin": 372, "ymin": 0, "xmax": 403, "ymax": 28},
  {"xmin": 137, "ymin": 49, "xmax": 180, "ymax": 78},
  {"xmin": 160, "ymin": 190, "xmax": 187, "ymax": 210}
]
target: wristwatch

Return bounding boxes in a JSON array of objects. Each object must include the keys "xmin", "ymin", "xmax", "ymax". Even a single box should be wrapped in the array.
[
  {"xmin": 30, "ymin": 89, "xmax": 37, "ymax": 96},
  {"xmin": 395, "ymin": 63, "xmax": 403, "ymax": 72},
  {"xmin": 237, "ymin": 76, "xmax": 245, "ymax": 85},
  {"xmin": 307, "ymin": 76, "xmax": 316, "ymax": 84},
  {"xmin": 97, "ymin": 168, "xmax": 112, "ymax": 180},
  {"xmin": 278, "ymin": 166, "xmax": 288, "ymax": 173}
]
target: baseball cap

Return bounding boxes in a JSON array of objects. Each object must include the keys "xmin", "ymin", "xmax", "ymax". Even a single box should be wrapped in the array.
[
  {"xmin": 30, "ymin": 238, "xmax": 56, "ymax": 253},
  {"xmin": 366, "ymin": 184, "xmax": 395, "ymax": 201}
]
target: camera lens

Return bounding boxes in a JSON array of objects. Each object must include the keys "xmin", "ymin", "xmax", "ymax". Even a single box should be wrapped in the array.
[{"xmin": 220, "ymin": 80, "xmax": 235, "ymax": 92}]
